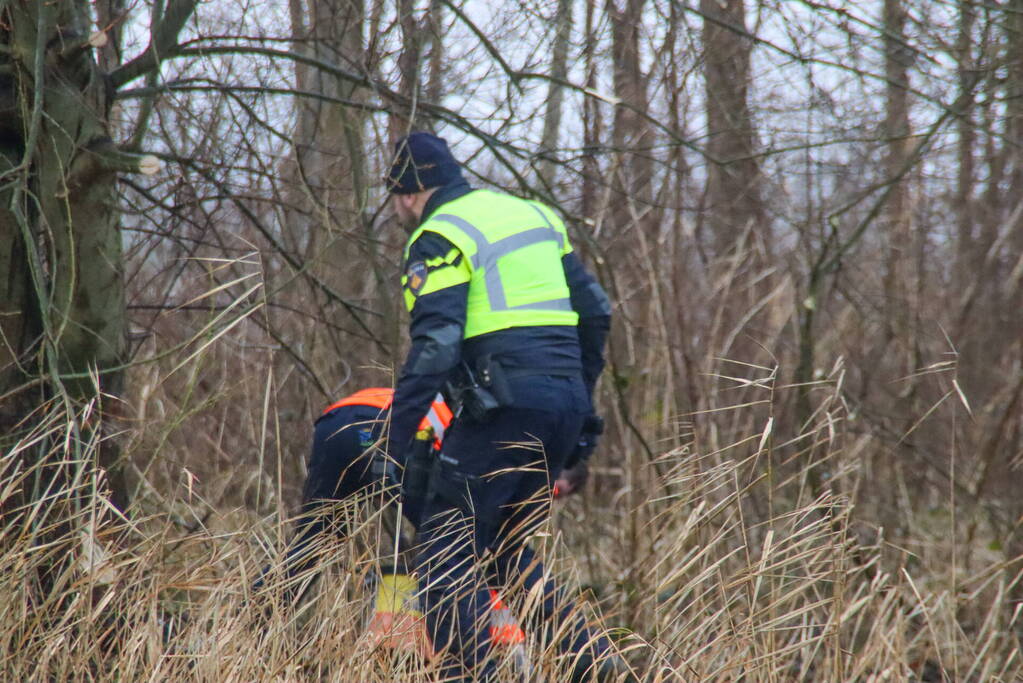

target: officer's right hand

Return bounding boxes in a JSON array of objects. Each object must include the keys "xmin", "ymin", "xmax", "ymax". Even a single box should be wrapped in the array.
[
  {"xmin": 554, "ymin": 460, "xmax": 589, "ymax": 497},
  {"xmin": 556, "ymin": 415, "xmax": 603, "ymax": 497},
  {"xmin": 570, "ymin": 414, "xmax": 604, "ymax": 465}
]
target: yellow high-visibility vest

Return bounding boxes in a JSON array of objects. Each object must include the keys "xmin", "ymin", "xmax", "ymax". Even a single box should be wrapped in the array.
[{"xmin": 403, "ymin": 190, "xmax": 579, "ymax": 338}]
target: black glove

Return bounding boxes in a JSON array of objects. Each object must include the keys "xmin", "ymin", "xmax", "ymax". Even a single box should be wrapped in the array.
[
  {"xmin": 554, "ymin": 460, "xmax": 589, "ymax": 498},
  {"xmin": 400, "ymin": 429, "xmax": 435, "ymax": 527},
  {"xmin": 566, "ymin": 414, "xmax": 604, "ymax": 469}
]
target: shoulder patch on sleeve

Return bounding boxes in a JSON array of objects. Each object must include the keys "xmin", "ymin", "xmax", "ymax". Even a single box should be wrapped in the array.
[{"xmin": 406, "ymin": 260, "xmax": 428, "ymax": 295}]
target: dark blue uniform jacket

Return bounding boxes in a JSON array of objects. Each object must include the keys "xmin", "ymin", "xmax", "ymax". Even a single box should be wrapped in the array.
[{"xmin": 388, "ymin": 180, "xmax": 611, "ymax": 459}]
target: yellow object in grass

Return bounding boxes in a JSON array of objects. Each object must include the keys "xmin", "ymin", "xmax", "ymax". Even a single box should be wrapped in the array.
[
  {"xmin": 374, "ymin": 573, "xmax": 421, "ymax": 616},
  {"xmin": 367, "ymin": 573, "xmax": 434, "ymax": 658}
]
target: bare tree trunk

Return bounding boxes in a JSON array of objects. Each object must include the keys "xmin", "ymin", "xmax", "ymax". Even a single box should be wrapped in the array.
[
  {"xmin": 604, "ymin": 1, "xmax": 655, "ymax": 626},
  {"xmin": 1004, "ymin": 0, "xmax": 1023, "ymax": 336},
  {"xmin": 1000, "ymin": 2, "xmax": 1023, "ymax": 619},
  {"xmin": 977, "ymin": 99, "xmax": 1004, "ymax": 276},
  {"xmin": 389, "ymin": 0, "xmax": 422, "ymax": 142},
  {"xmin": 606, "ymin": 0, "xmax": 653, "ymax": 227},
  {"xmin": 539, "ymin": 0, "xmax": 573, "ymax": 187},
  {"xmin": 954, "ymin": 0, "xmax": 976, "ymax": 287},
  {"xmin": 296, "ymin": 0, "xmax": 367, "ymax": 214},
  {"xmin": 882, "ymin": 0, "xmax": 913, "ymax": 351},
  {"xmin": 699, "ymin": 0, "xmax": 776, "ymax": 381},
  {"xmin": 282, "ymin": 0, "xmax": 390, "ymax": 388},
  {"xmin": 663, "ymin": 0, "xmax": 698, "ymax": 423},
  {"xmin": 94, "ymin": 0, "xmax": 127, "ymax": 74},
  {"xmin": 425, "ymin": 0, "xmax": 445, "ymax": 106},
  {"xmin": 700, "ymin": 0, "xmax": 766, "ymax": 259},
  {"xmin": 952, "ymin": 0, "xmax": 993, "ymax": 399},
  {"xmin": 961, "ymin": 72, "xmax": 1008, "ymax": 393},
  {"xmin": 581, "ymin": 0, "xmax": 603, "ymax": 223},
  {"xmin": 0, "ymin": 1, "xmax": 196, "ymax": 513}
]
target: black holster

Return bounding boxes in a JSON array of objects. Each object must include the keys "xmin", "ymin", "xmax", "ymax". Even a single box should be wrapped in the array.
[{"xmin": 444, "ymin": 356, "xmax": 513, "ymax": 423}]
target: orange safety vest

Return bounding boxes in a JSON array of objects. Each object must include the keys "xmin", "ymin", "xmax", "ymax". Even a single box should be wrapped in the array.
[{"xmin": 321, "ymin": 387, "xmax": 453, "ymax": 445}]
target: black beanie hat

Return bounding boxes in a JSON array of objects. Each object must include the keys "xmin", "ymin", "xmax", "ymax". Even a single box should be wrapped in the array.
[{"xmin": 385, "ymin": 132, "xmax": 464, "ymax": 194}]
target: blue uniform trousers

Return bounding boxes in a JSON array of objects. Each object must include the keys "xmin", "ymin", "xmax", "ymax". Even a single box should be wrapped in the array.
[
  {"xmin": 414, "ymin": 375, "xmax": 610, "ymax": 681},
  {"xmin": 257, "ymin": 405, "xmax": 386, "ymax": 593}
]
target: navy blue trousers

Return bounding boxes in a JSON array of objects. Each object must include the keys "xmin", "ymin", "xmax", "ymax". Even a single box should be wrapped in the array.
[
  {"xmin": 257, "ymin": 405, "xmax": 387, "ymax": 593},
  {"xmin": 414, "ymin": 375, "xmax": 610, "ymax": 681}
]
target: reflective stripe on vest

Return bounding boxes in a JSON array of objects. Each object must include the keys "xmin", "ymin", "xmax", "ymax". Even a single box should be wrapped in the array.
[
  {"xmin": 431, "ymin": 210, "xmax": 573, "ymax": 314},
  {"xmin": 423, "ymin": 394, "xmax": 453, "ymax": 441},
  {"xmin": 408, "ymin": 191, "xmax": 578, "ymax": 338},
  {"xmin": 321, "ymin": 389, "xmax": 452, "ymax": 447}
]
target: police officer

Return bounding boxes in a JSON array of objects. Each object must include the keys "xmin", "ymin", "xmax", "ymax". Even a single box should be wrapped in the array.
[
  {"xmin": 385, "ymin": 132, "xmax": 628, "ymax": 682},
  {"xmin": 255, "ymin": 388, "xmax": 451, "ymax": 598}
]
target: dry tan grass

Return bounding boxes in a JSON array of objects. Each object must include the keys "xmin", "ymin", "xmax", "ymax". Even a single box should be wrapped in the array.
[{"xmin": 3, "ymin": 358, "xmax": 1020, "ymax": 682}]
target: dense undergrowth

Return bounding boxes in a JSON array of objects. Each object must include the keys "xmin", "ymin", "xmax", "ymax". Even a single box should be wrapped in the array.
[{"xmin": 3, "ymin": 365, "xmax": 1019, "ymax": 682}]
